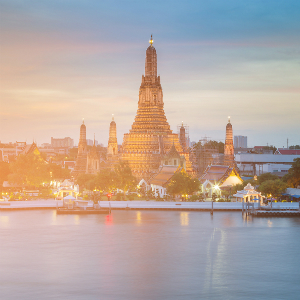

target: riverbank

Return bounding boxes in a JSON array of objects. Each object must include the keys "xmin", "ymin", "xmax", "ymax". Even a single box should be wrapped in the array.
[{"xmin": 1, "ymin": 199, "xmax": 299, "ymax": 211}]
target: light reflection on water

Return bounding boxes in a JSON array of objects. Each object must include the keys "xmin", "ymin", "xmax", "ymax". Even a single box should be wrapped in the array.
[
  {"xmin": 0, "ymin": 210, "xmax": 300, "ymax": 300},
  {"xmin": 180, "ymin": 212, "xmax": 189, "ymax": 226}
]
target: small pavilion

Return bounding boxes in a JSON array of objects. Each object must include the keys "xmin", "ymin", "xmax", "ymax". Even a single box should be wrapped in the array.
[{"xmin": 233, "ymin": 183, "xmax": 264, "ymax": 204}]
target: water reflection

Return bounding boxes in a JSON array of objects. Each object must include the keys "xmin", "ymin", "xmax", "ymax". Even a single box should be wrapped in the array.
[
  {"xmin": 242, "ymin": 212, "xmax": 253, "ymax": 225},
  {"xmin": 51, "ymin": 210, "xmax": 57, "ymax": 225},
  {"xmin": 74, "ymin": 215, "xmax": 80, "ymax": 225},
  {"xmin": 136, "ymin": 211, "xmax": 142, "ymax": 225},
  {"xmin": 268, "ymin": 220, "xmax": 273, "ymax": 227},
  {"xmin": 180, "ymin": 212, "xmax": 189, "ymax": 226},
  {"xmin": 204, "ymin": 228, "xmax": 227, "ymax": 294},
  {"xmin": 105, "ymin": 214, "xmax": 113, "ymax": 225},
  {"xmin": 0, "ymin": 215, "xmax": 9, "ymax": 228}
]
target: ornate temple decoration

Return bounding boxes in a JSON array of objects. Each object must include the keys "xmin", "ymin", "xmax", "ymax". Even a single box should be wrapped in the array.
[
  {"xmin": 122, "ymin": 36, "xmax": 183, "ymax": 180},
  {"xmin": 224, "ymin": 117, "xmax": 235, "ymax": 167}
]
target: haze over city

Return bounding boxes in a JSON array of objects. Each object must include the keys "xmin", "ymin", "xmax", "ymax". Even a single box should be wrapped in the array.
[{"xmin": 1, "ymin": 0, "xmax": 299, "ymax": 147}]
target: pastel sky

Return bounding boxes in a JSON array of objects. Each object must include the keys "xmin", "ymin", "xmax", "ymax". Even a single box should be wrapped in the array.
[{"xmin": 1, "ymin": 0, "xmax": 299, "ymax": 148}]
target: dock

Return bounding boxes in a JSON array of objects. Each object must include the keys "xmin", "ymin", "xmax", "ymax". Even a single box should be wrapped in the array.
[
  {"xmin": 56, "ymin": 208, "xmax": 109, "ymax": 215},
  {"xmin": 254, "ymin": 211, "xmax": 300, "ymax": 217}
]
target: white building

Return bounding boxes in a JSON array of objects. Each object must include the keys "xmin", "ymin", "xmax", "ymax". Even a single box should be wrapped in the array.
[
  {"xmin": 235, "ymin": 153, "xmax": 300, "ymax": 176},
  {"xmin": 234, "ymin": 135, "xmax": 247, "ymax": 148}
]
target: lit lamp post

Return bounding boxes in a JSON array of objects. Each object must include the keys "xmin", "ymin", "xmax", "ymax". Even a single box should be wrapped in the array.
[{"xmin": 213, "ymin": 184, "xmax": 220, "ymax": 200}]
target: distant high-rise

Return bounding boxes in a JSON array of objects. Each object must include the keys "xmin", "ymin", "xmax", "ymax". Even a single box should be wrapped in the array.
[
  {"xmin": 51, "ymin": 137, "xmax": 74, "ymax": 148},
  {"xmin": 234, "ymin": 135, "xmax": 247, "ymax": 148},
  {"xmin": 87, "ymin": 139, "xmax": 98, "ymax": 146},
  {"xmin": 224, "ymin": 117, "xmax": 235, "ymax": 167}
]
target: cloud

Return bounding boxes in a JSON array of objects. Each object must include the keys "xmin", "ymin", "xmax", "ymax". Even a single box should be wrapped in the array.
[{"xmin": 0, "ymin": 0, "xmax": 299, "ymax": 147}]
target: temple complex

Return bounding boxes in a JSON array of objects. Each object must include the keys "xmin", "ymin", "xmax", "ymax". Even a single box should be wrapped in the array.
[
  {"xmin": 73, "ymin": 120, "xmax": 88, "ymax": 176},
  {"xmin": 122, "ymin": 36, "xmax": 187, "ymax": 180},
  {"xmin": 86, "ymin": 136, "xmax": 100, "ymax": 174},
  {"xmin": 224, "ymin": 117, "xmax": 235, "ymax": 167}
]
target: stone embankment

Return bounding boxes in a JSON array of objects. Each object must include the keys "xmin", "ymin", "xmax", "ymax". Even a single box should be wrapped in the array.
[
  {"xmin": 0, "ymin": 200, "xmax": 299, "ymax": 212},
  {"xmin": 98, "ymin": 201, "xmax": 300, "ymax": 211}
]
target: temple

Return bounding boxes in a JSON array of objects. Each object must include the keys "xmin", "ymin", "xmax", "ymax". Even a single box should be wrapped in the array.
[
  {"xmin": 224, "ymin": 117, "xmax": 235, "ymax": 167},
  {"xmin": 86, "ymin": 135, "xmax": 100, "ymax": 174},
  {"xmin": 122, "ymin": 36, "xmax": 186, "ymax": 180}
]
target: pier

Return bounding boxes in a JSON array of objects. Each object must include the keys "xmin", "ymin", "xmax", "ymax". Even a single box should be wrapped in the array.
[{"xmin": 1, "ymin": 200, "xmax": 299, "ymax": 217}]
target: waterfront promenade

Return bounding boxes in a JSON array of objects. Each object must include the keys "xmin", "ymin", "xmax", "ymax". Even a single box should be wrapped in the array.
[{"xmin": 1, "ymin": 199, "xmax": 299, "ymax": 211}]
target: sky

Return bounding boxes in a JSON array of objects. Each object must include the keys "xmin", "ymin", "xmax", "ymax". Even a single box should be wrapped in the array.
[{"xmin": 0, "ymin": 0, "xmax": 299, "ymax": 148}]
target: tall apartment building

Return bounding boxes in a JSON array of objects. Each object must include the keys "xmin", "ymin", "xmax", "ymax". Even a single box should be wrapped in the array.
[
  {"xmin": 51, "ymin": 137, "xmax": 74, "ymax": 148},
  {"xmin": 86, "ymin": 139, "xmax": 98, "ymax": 146},
  {"xmin": 234, "ymin": 135, "xmax": 247, "ymax": 149}
]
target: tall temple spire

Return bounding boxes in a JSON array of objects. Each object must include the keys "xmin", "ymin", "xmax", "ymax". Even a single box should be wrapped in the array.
[
  {"xmin": 224, "ymin": 117, "xmax": 235, "ymax": 167},
  {"xmin": 121, "ymin": 37, "xmax": 193, "ymax": 180},
  {"xmin": 179, "ymin": 122, "xmax": 186, "ymax": 152},
  {"xmin": 108, "ymin": 115, "xmax": 118, "ymax": 156},
  {"xmin": 145, "ymin": 36, "xmax": 157, "ymax": 78},
  {"xmin": 73, "ymin": 120, "xmax": 88, "ymax": 176}
]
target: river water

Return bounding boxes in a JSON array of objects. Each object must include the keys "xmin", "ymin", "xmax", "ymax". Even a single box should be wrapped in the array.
[{"xmin": 1, "ymin": 210, "xmax": 300, "ymax": 300}]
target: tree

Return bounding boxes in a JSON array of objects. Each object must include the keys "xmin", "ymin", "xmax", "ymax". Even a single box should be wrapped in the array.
[
  {"xmin": 76, "ymin": 173, "xmax": 96, "ymax": 190},
  {"xmin": 262, "ymin": 145, "xmax": 277, "ymax": 154},
  {"xmin": 0, "ymin": 161, "xmax": 10, "ymax": 193},
  {"xmin": 282, "ymin": 158, "xmax": 300, "ymax": 188},
  {"xmin": 231, "ymin": 179, "xmax": 256, "ymax": 194},
  {"xmin": 257, "ymin": 173, "xmax": 279, "ymax": 185},
  {"xmin": 258, "ymin": 179, "xmax": 287, "ymax": 198},
  {"xmin": 289, "ymin": 145, "xmax": 300, "ymax": 150},
  {"xmin": 8, "ymin": 153, "xmax": 49, "ymax": 187},
  {"xmin": 114, "ymin": 161, "xmax": 137, "ymax": 197},
  {"xmin": 68, "ymin": 147, "xmax": 78, "ymax": 160},
  {"xmin": 167, "ymin": 171, "xmax": 200, "ymax": 198},
  {"xmin": 193, "ymin": 140, "xmax": 224, "ymax": 154},
  {"xmin": 47, "ymin": 163, "xmax": 70, "ymax": 180},
  {"xmin": 95, "ymin": 168, "xmax": 116, "ymax": 192}
]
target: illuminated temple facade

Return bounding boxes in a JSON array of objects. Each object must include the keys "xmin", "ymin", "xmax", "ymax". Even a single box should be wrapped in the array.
[{"xmin": 122, "ymin": 37, "xmax": 193, "ymax": 180}]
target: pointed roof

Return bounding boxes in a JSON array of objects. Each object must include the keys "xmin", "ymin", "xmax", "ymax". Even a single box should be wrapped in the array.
[
  {"xmin": 164, "ymin": 143, "xmax": 181, "ymax": 159},
  {"xmin": 150, "ymin": 166, "xmax": 181, "ymax": 186},
  {"xmin": 199, "ymin": 165, "xmax": 242, "ymax": 185},
  {"xmin": 20, "ymin": 142, "xmax": 40, "ymax": 156}
]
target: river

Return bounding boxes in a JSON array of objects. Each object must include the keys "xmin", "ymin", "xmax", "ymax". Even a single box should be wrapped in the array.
[{"xmin": 1, "ymin": 210, "xmax": 300, "ymax": 299}]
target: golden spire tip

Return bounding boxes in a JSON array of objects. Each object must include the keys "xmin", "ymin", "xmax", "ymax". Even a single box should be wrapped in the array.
[{"xmin": 149, "ymin": 34, "xmax": 153, "ymax": 46}]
